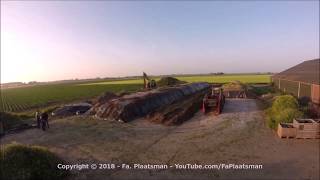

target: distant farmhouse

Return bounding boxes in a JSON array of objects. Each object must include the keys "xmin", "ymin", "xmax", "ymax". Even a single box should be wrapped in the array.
[{"xmin": 272, "ymin": 59, "xmax": 320, "ymax": 105}]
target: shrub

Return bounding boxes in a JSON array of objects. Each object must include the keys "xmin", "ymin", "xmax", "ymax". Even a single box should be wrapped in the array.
[
  {"xmin": 251, "ymin": 86, "xmax": 274, "ymax": 96},
  {"xmin": 271, "ymin": 95, "xmax": 299, "ymax": 110},
  {"xmin": 298, "ymin": 96, "xmax": 311, "ymax": 107},
  {"xmin": 266, "ymin": 95, "xmax": 303, "ymax": 129},
  {"xmin": 0, "ymin": 143, "xmax": 69, "ymax": 180}
]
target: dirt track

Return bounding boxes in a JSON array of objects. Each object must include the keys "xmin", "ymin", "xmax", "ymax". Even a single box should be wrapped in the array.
[{"xmin": 1, "ymin": 99, "xmax": 319, "ymax": 180}]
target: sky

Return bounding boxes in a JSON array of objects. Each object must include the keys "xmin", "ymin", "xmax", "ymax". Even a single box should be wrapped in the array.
[{"xmin": 1, "ymin": 1, "xmax": 319, "ymax": 83}]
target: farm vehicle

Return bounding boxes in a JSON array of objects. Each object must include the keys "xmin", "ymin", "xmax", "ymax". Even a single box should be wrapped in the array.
[
  {"xmin": 143, "ymin": 72, "xmax": 157, "ymax": 89},
  {"xmin": 202, "ymin": 86, "xmax": 225, "ymax": 115}
]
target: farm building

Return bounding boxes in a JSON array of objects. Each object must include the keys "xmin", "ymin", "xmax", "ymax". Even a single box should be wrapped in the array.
[{"xmin": 272, "ymin": 58, "xmax": 320, "ymax": 104}]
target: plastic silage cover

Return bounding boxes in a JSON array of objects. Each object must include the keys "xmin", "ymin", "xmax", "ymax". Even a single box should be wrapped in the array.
[{"xmin": 96, "ymin": 82, "xmax": 209, "ymax": 122}]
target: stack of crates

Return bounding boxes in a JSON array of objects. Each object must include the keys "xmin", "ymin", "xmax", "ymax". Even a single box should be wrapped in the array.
[{"xmin": 277, "ymin": 119, "xmax": 319, "ymax": 139}]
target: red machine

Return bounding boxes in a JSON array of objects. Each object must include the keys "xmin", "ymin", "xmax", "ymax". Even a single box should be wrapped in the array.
[{"xmin": 202, "ymin": 87, "xmax": 225, "ymax": 115}]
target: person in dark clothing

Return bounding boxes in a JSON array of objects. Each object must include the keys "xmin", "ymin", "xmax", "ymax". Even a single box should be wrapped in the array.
[
  {"xmin": 40, "ymin": 112, "xmax": 49, "ymax": 131},
  {"xmin": 35, "ymin": 111, "xmax": 41, "ymax": 128}
]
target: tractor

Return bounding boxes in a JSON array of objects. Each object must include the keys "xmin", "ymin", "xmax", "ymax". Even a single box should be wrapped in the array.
[
  {"xmin": 202, "ymin": 86, "xmax": 225, "ymax": 115},
  {"xmin": 143, "ymin": 72, "xmax": 157, "ymax": 89}
]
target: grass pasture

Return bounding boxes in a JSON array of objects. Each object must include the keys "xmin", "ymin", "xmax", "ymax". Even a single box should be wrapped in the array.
[
  {"xmin": 0, "ymin": 83, "xmax": 141, "ymax": 112},
  {"xmin": 0, "ymin": 74, "xmax": 271, "ymax": 112},
  {"xmin": 177, "ymin": 74, "xmax": 270, "ymax": 83}
]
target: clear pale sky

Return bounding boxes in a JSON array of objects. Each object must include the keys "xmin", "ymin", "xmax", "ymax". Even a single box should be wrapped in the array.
[{"xmin": 1, "ymin": 1, "xmax": 319, "ymax": 83}]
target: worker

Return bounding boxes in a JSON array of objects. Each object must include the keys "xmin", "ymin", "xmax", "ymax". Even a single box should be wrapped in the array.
[
  {"xmin": 40, "ymin": 112, "xmax": 49, "ymax": 131},
  {"xmin": 35, "ymin": 110, "xmax": 41, "ymax": 128}
]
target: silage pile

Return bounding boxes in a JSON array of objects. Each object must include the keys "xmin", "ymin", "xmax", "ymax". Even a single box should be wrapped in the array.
[
  {"xmin": 93, "ymin": 82, "xmax": 209, "ymax": 123},
  {"xmin": 147, "ymin": 91, "xmax": 205, "ymax": 125},
  {"xmin": 157, "ymin": 77, "xmax": 186, "ymax": 87},
  {"xmin": 88, "ymin": 92, "xmax": 118, "ymax": 115},
  {"xmin": 52, "ymin": 103, "xmax": 92, "ymax": 117}
]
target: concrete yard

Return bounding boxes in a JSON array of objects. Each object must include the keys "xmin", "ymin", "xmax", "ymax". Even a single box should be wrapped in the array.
[{"xmin": 2, "ymin": 99, "xmax": 319, "ymax": 180}]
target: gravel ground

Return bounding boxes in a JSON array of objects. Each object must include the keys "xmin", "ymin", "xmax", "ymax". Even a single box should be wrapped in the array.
[{"xmin": 2, "ymin": 99, "xmax": 319, "ymax": 180}]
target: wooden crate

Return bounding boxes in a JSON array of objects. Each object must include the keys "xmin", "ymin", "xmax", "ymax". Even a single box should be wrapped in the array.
[
  {"xmin": 312, "ymin": 119, "xmax": 320, "ymax": 138},
  {"xmin": 293, "ymin": 119, "xmax": 320, "ymax": 139},
  {"xmin": 277, "ymin": 123, "xmax": 296, "ymax": 138}
]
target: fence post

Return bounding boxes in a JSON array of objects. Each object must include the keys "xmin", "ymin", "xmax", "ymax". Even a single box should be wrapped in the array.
[
  {"xmin": 279, "ymin": 79, "xmax": 281, "ymax": 89},
  {"xmin": 298, "ymin": 82, "xmax": 301, "ymax": 98}
]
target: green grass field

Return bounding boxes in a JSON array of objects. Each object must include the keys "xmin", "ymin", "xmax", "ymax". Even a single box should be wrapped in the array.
[
  {"xmin": 0, "ymin": 74, "xmax": 270, "ymax": 112},
  {"xmin": 177, "ymin": 74, "xmax": 270, "ymax": 83}
]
